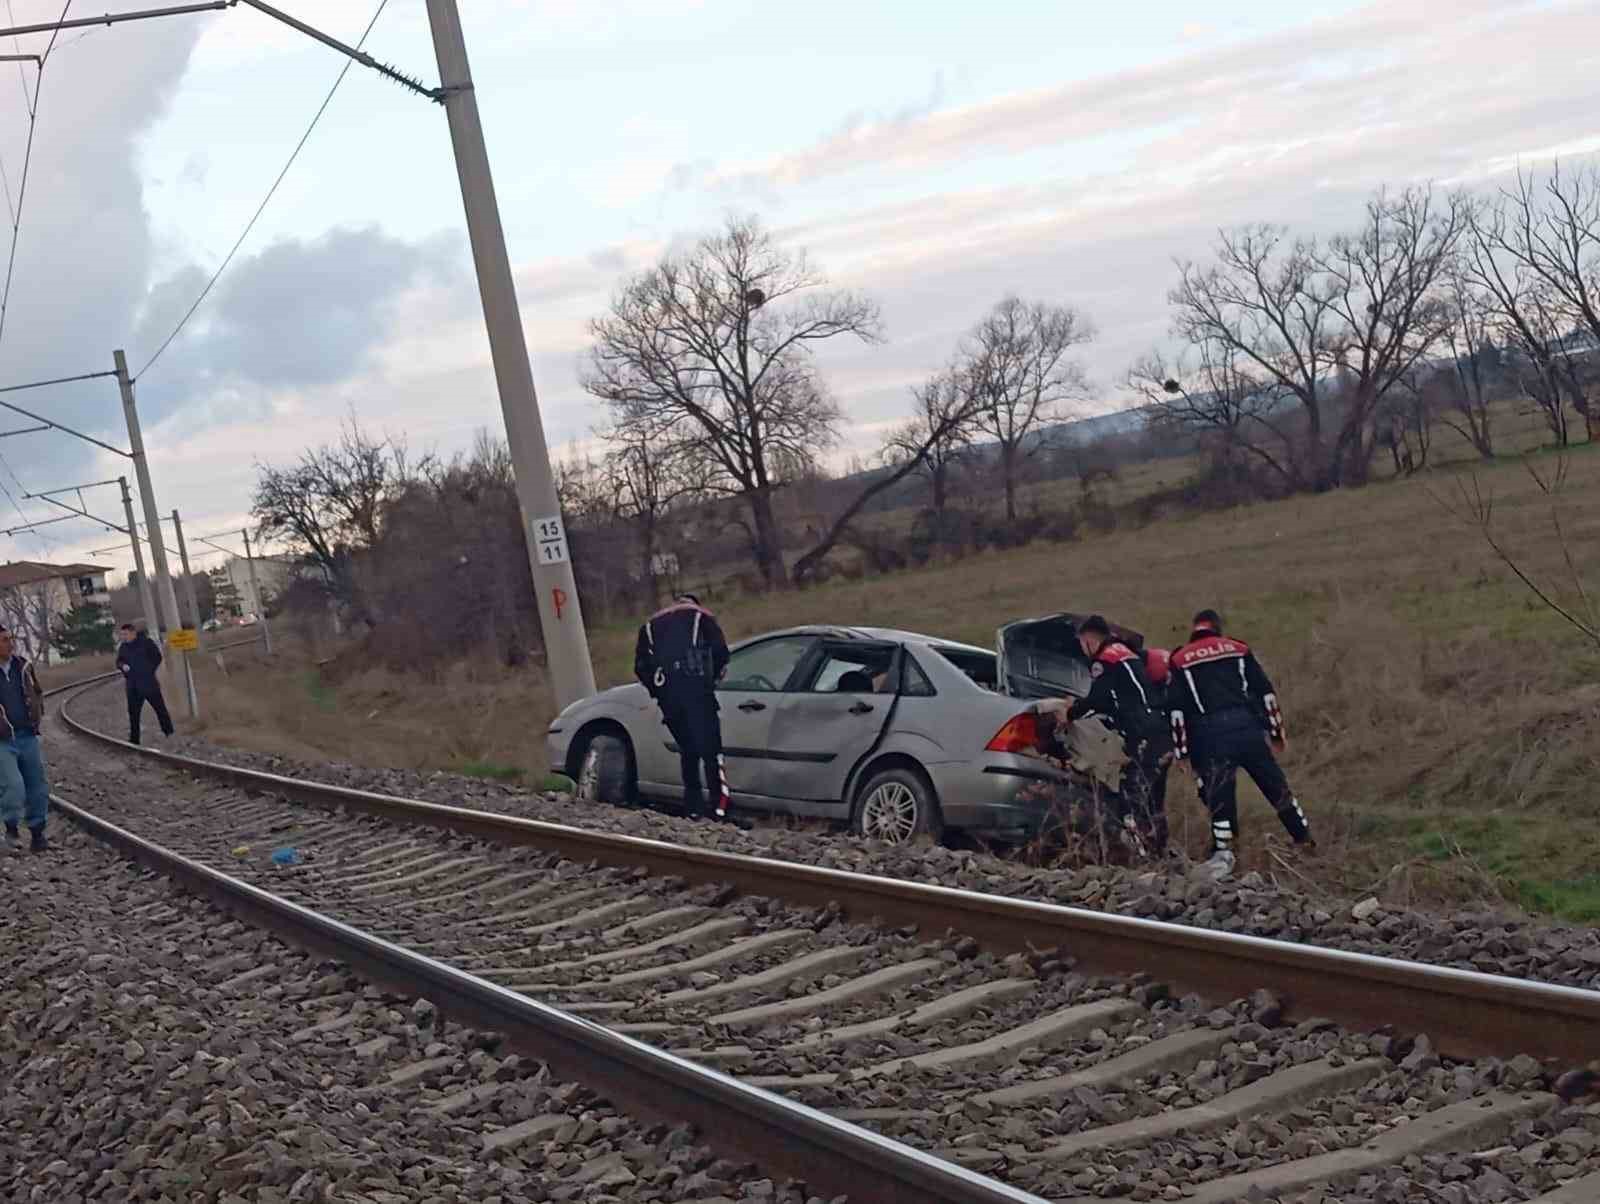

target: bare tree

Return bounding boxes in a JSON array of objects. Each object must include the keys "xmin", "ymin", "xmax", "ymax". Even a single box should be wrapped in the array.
[
  {"xmin": 0, "ymin": 582, "xmax": 56, "ymax": 661},
  {"xmin": 1431, "ymin": 456, "xmax": 1597, "ymax": 648},
  {"xmin": 1504, "ymin": 164, "xmax": 1600, "ymax": 442},
  {"xmin": 1168, "ymin": 187, "xmax": 1466, "ymax": 490},
  {"xmin": 1376, "ymin": 367, "xmax": 1433, "ymax": 476},
  {"xmin": 792, "ymin": 381, "xmax": 981, "ymax": 584},
  {"xmin": 1129, "ymin": 341, "xmax": 1301, "ymax": 489},
  {"xmin": 1434, "ymin": 266, "xmax": 1498, "ymax": 459},
  {"xmin": 882, "ymin": 369, "xmax": 974, "ymax": 526},
  {"xmin": 584, "ymin": 215, "xmax": 882, "ymax": 587},
  {"xmin": 1463, "ymin": 198, "xmax": 1577, "ymax": 447},
  {"xmin": 252, "ymin": 419, "xmax": 420, "ymax": 617},
  {"xmin": 959, "ymin": 297, "xmax": 1093, "ymax": 521},
  {"xmin": 601, "ymin": 428, "xmax": 709, "ymax": 605}
]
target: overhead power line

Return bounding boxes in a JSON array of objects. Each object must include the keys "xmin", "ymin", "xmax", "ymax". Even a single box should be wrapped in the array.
[
  {"xmin": 0, "ymin": 2, "xmax": 72, "ymax": 552},
  {"xmin": 134, "ymin": 0, "xmax": 390, "ymax": 382}
]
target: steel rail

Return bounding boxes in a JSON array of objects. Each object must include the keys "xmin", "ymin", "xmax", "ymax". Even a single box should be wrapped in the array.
[
  {"xmin": 55, "ymin": 677, "xmax": 1600, "ymax": 1068},
  {"xmin": 40, "ymin": 676, "xmax": 1046, "ymax": 1203},
  {"xmin": 46, "ymin": 794, "xmax": 1042, "ymax": 1203}
]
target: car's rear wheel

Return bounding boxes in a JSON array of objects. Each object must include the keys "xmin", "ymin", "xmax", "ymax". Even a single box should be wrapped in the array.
[
  {"xmin": 853, "ymin": 766, "xmax": 943, "ymax": 845},
  {"xmin": 574, "ymin": 731, "xmax": 631, "ymax": 805}
]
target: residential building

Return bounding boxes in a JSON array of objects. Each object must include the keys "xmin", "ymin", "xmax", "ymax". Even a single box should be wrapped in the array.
[
  {"xmin": 213, "ymin": 554, "xmax": 295, "ymax": 618},
  {"xmin": 0, "ymin": 560, "xmax": 114, "ymax": 663}
]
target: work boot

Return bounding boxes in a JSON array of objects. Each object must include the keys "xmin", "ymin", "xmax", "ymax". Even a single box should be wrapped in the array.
[
  {"xmin": 4, "ymin": 824, "xmax": 19, "ymax": 854},
  {"xmin": 1202, "ymin": 848, "xmax": 1235, "ymax": 882},
  {"xmin": 29, "ymin": 826, "xmax": 47, "ymax": 854}
]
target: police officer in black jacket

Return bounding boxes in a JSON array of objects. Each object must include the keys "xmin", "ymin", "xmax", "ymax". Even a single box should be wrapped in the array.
[
  {"xmin": 634, "ymin": 595, "xmax": 731, "ymax": 818},
  {"xmin": 1167, "ymin": 609, "xmax": 1313, "ymax": 880},
  {"xmin": 116, "ymin": 623, "xmax": 175, "ymax": 744},
  {"xmin": 1066, "ymin": 615, "xmax": 1173, "ymax": 855}
]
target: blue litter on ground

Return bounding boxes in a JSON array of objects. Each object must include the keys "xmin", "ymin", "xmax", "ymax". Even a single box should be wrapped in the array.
[{"xmin": 271, "ymin": 847, "xmax": 300, "ymax": 866}]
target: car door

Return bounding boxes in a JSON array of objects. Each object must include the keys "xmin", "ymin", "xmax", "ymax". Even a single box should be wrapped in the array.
[
  {"xmin": 650, "ymin": 633, "xmax": 818, "ymax": 802},
  {"xmin": 761, "ymin": 640, "xmax": 901, "ymax": 805}
]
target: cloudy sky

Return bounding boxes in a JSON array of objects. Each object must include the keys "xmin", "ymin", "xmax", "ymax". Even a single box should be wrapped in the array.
[{"xmin": 0, "ymin": 0, "xmax": 1595, "ymax": 583}]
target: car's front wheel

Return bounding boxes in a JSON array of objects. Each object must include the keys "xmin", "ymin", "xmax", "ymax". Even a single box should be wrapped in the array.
[
  {"xmin": 574, "ymin": 731, "xmax": 631, "ymax": 805},
  {"xmin": 853, "ymin": 766, "xmax": 943, "ymax": 845}
]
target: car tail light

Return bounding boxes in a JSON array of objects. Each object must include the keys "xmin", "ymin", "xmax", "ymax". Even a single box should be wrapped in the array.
[{"xmin": 986, "ymin": 712, "xmax": 1042, "ymax": 754}]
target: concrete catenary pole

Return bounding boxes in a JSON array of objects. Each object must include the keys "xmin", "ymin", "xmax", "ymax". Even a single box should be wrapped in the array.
[
  {"xmin": 423, "ymin": 0, "xmax": 597, "ymax": 708},
  {"xmin": 113, "ymin": 351, "xmax": 183, "ymax": 638},
  {"xmin": 114, "ymin": 350, "xmax": 190, "ymax": 708},
  {"xmin": 170, "ymin": 510, "xmax": 203, "ymax": 632},
  {"xmin": 241, "ymin": 528, "xmax": 273, "ymax": 655},
  {"xmin": 169, "ymin": 509, "xmax": 202, "ymax": 718},
  {"xmin": 120, "ymin": 478, "xmax": 158, "ymax": 641}
]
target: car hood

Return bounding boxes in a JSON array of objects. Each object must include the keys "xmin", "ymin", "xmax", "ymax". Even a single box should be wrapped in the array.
[
  {"xmin": 556, "ymin": 680, "xmax": 651, "ymax": 722},
  {"xmin": 995, "ymin": 613, "xmax": 1145, "ymax": 700}
]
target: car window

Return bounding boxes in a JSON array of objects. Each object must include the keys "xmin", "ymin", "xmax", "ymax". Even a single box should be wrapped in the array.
[
  {"xmin": 936, "ymin": 647, "xmax": 999, "ymax": 690},
  {"xmin": 720, "ymin": 637, "xmax": 816, "ymax": 692},
  {"xmin": 804, "ymin": 644, "xmax": 896, "ymax": 693},
  {"xmin": 901, "ymin": 654, "xmax": 936, "ymax": 697}
]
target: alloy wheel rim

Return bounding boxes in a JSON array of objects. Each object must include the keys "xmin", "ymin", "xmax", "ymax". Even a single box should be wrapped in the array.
[{"xmin": 862, "ymin": 781, "xmax": 918, "ymax": 843}]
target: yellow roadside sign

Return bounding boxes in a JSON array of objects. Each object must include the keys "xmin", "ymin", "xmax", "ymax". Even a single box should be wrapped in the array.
[{"xmin": 167, "ymin": 629, "xmax": 200, "ymax": 651}]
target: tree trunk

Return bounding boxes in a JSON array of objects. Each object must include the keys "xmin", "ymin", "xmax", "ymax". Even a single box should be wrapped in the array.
[
  {"xmin": 639, "ymin": 515, "xmax": 659, "ymax": 609},
  {"xmin": 748, "ymin": 487, "xmax": 788, "ymax": 587},
  {"xmin": 1001, "ymin": 442, "xmax": 1018, "ymax": 522},
  {"xmin": 793, "ymin": 445, "xmax": 951, "ymax": 585}
]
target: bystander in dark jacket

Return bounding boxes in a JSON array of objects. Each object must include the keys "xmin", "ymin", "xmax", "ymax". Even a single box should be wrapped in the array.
[{"xmin": 116, "ymin": 624, "xmax": 174, "ymax": 744}]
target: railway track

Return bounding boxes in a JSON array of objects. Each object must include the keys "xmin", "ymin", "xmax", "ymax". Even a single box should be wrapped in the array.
[{"xmin": 47, "ymin": 673, "xmax": 1600, "ymax": 1202}]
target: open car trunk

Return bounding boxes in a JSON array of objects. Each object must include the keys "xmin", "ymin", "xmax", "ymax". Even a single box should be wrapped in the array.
[
  {"xmin": 995, "ymin": 613, "xmax": 1147, "ymax": 791},
  {"xmin": 995, "ymin": 613, "xmax": 1145, "ymax": 700}
]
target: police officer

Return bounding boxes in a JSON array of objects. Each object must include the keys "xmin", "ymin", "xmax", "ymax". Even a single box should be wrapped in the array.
[
  {"xmin": 634, "ymin": 594, "xmax": 731, "ymax": 819},
  {"xmin": 1066, "ymin": 615, "xmax": 1173, "ymax": 856},
  {"xmin": 1167, "ymin": 609, "xmax": 1313, "ymax": 880}
]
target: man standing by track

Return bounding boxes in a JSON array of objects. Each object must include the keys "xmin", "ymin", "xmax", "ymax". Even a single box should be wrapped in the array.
[
  {"xmin": 0, "ymin": 625, "xmax": 49, "ymax": 853},
  {"xmin": 117, "ymin": 623, "xmax": 175, "ymax": 745},
  {"xmin": 1167, "ymin": 609, "xmax": 1314, "ymax": 880},
  {"xmin": 634, "ymin": 594, "xmax": 732, "ymax": 820}
]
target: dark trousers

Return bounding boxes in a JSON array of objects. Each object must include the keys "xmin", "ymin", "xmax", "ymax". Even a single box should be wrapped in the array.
[
  {"xmin": 127, "ymin": 685, "xmax": 174, "ymax": 744},
  {"xmin": 1119, "ymin": 735, "xmax": 1172, "ymax": 852},
  {"xmin": 661, "ymin": 691, "xmax": 727, "ymax": 815},
  {"xmin": 1191, "ymin": 720, "xmax": 1309, "ymax": 852}
]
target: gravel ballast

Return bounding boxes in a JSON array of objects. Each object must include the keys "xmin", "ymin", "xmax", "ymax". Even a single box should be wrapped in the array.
[
  {"xmin": 61, "ymin": 680, "xmax": 1600, "ymax": 993},
  {"xmin": 26, "ymin": 691, "xmax": 1600, "ymax": 1202},
  {"xmin": 0, "ymin": 823, "xmax": 837, "ymax": 1202}
]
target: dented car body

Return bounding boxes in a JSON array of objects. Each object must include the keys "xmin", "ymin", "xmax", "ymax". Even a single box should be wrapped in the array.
[{"xmin": 547, "ymin": 614, "xmax": 1147, "ymax": 844}]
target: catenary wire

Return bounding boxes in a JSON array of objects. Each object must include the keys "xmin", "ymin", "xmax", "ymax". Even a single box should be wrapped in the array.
[
  {"xmin": 134, "ymin": 0, "xmax": 390, "ymax": 383},
  {"xmin": 0, "ymin": 3, "xmax": 72, "ymax": 550}
]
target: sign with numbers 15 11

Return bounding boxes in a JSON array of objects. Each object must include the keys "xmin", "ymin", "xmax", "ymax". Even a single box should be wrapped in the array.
[{"xmin": 533, "ymin": 515, "xmax": 568, "ymax": 564}]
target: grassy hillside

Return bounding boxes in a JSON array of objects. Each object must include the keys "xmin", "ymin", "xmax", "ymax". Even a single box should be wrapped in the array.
[{"xmin": 52, "ymin": 413, "xmax": 1598, "ymax": 919}]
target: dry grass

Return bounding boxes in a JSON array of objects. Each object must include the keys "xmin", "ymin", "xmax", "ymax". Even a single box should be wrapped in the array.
[{"xmin": 41, "ymin": 408, "xmax": 1600, "ymax": 918}]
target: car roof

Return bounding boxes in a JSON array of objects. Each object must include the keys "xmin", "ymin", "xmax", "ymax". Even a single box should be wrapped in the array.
[{"xmin": 748, "ymin": 624, "xmax": 992, "ymax": 657}]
